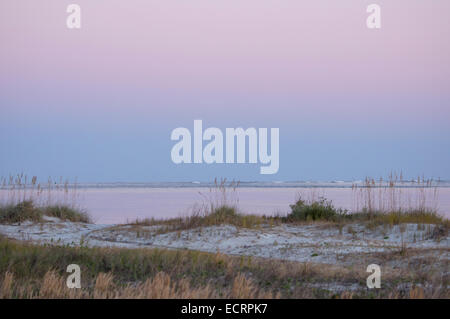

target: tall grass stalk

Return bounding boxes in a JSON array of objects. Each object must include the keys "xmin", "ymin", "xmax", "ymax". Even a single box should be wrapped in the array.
[
  {"xmin": 0, "ymin": 174, "xmax": 80, "ymax": 209},
  {"xmin": 352, "ymin": 173, "xmax": 440, "ymax": 216},
  {"xmin": 0, "ymin": 174, "xmax": 88, "ymax": 223}
]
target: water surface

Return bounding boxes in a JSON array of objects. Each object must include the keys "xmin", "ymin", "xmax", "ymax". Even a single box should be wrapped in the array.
[{"xmin": 74, "ymin": 186, "xmax": 450, "ymax": 224}]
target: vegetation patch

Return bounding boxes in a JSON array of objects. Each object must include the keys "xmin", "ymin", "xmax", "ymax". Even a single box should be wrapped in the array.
[
  {"xmin": 350, "ymin": 209, "xmax": 448, "ymax": 227},
  {"xmin": 0, "ymin": 201, "xmax": 90, "ymax": 224},
  {"xmin": 284, "ymin": 197, "xmax": 347, "ymax": 222},
  {"xmin": 130, "ymin": 205, "xmax": 271, "ymax": 233},
  {"xmin": 0, "ymin": 237, "xmax": 447, "ymax": 299}
]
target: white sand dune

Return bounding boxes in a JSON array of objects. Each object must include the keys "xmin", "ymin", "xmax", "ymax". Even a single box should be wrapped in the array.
[{"xmin": 0, "ymin": 218, "xmax": 448, "ymax": 266}]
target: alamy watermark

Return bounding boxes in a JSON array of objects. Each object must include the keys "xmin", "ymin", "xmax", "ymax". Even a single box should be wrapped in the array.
[
  {"xmin": 66, "ymin": 4, "xmax": 381, "ymax": 30},
  {"xmin": 366, "ymin": 4, "xmax": 381, "ymax": 29},
  {"xmin": 366, "ymin": 264, "xmax": 381, "ymax": 289},
  {"xmin": 66, "ymin": 4, "xmax": 81, "ymax": 29},
  {"xmin": 66, "ymin": 264, "xmax": 81, "ymax": 289},
  {"xmin": 170, "ymin": 120, "xmax": 279, "ymax": 174}
]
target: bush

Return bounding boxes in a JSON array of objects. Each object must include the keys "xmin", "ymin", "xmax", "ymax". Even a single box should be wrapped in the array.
[
  {"xmin": 0, "ymin": 201, "xmax": 90, "ymax": 224},
  {"xmin": 41, "ymin": 205, "xmax": 90, "ymax": 223},
  {"xmin": 285, "ymin": 197, "xmax": 346, "ymax": 222},
  {"xmin": 0, "ymin": 201, "xmax": 41, "ymax": 224}
]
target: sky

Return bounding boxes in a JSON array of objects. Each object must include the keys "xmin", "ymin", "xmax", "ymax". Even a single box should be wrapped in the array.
[{"xmin": 1, "ymin": 0, "xmax": 449, "ymax": 182}]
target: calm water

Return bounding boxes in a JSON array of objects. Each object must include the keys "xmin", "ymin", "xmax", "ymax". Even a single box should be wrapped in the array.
[
  {"xmin": 71, "ymin": 186, "xmax": 450, "ymax": 224},
  {"xmin": 2, "ymin": 182, "xmax": 449, "ymax": 224}
]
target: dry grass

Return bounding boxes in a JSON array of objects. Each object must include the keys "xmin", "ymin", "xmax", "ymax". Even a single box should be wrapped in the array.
[
  {"xmin": 0, "ymin": 174, "xmax": 89, "ymax": 224},
  {"xmin": 352, "ymin": 174, "xmax": 440, "ymax": 215},
  {"xmin": 131, "ymin": 202, "xmax": 447, "ymax": 236},
  {"xmin": 353, "ymin": 210, "xmax": 448, "ymax": 229},
  {"xmin": 0, "ymin": 236, "xmax": 448, "ymax": 299},
  {"xmin": 0, "ymin": 174, "xmax": 448, "ymax": 299},
  {"xmin": 131, "ymin": 174, "xmax": 447, "ymax": 233},
  {"xmin": 1, "ymin": 174, "xmax": 446, "ymax": 229},
  {"xmin": 130, "ymin": 205, "xmax": 272, "ymax": 233},
  {"xmin": 129, "ymin": 179, "xmax": 275, "ymax": 232},
  {"xmin": 0, "ymin": 200, "xmax": 91, "ymax": 224},
  {"xmin": 0, "ymin": 270, "xmax": 280, "ymax": 299},
  {"xmin": 348, "ymin": 174, "xmax": 448, "ymax": 230},
  {"xmin": 0, "ymin": 174, "xmax": 80, "ymax": 208}
]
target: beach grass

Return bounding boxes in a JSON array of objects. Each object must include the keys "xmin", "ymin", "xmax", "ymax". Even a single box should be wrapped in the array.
[
  {"xmin": 0, "ymin": 175, "xmax": 448, "ymax": 299},
  {"xmin": 0, "ymin": 174, "xmax": 446, "ymax": 229},
  {"xmin": 130, "ymin": 199, "xmax": 447, "ymax": 234},
  {"xmin": 130, "ymin": 174, "xmax": 447, "ymax": 231},
  {"xmin": 0, "ymin": 174, "xmax": 90, "ymax": 224},
  {"xmin": 0, "ymin": 236, "xmax": 447, "ymax": 299},
  {"xmin": 128, "ymin": 204, "xmax": 271, "ymax": 232},
  {"xmin": 0, "ymin": 201, "xmax": 91, "ymax": 224}
]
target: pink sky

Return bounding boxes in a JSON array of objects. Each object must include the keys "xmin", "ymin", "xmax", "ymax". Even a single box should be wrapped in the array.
[
  {"xmin": 1, "ymin": 1, "xmax": 449, "ymax": 101},
  {"xmin": 0, "ymin": 1, "xmax": 449, "ymax": 181}
]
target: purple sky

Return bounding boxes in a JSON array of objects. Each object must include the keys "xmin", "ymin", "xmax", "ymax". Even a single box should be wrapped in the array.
[{"xmin": 1, "ymin": 1, "xmax": 449, "ymax": 182}]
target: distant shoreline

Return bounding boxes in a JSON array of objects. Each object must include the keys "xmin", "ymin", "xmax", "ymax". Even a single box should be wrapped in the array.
[{"xmin": 6, "ymin": 181, "xmax": 449, "ymax": 189}]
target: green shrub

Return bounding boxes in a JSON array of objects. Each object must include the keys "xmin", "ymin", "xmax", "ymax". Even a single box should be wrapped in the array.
[
  {"xmin": 0, "ymin": 201, "xmax": 41, "ymax": 224},
  {"xmin": 0, "ymin": 201, "xmax": 90, "ymax": 224},
  {"xmin": 285, "ymin": 197, "xmax": 346, "ymax": 222}
]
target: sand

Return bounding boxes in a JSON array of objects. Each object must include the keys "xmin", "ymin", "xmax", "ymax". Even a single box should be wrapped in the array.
[{"xmin": 0, "ymin": 217, "xmax": 448, "ymax": 266}]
